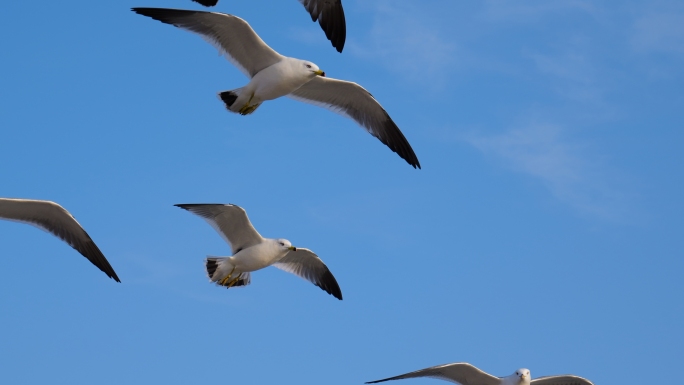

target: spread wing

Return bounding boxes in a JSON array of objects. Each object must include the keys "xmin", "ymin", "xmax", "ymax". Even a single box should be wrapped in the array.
[
  {"xmin": 175, "ymin": 204, "xmax": 263, "ymax": 254},
  {"xmin": 132, "ymin": 8, "xmax": 283, "ymax": 78},
  {"xmin": 289, "ymin": 76, "xmax": 420, "ymax": 168},
  {"xmin": 300, "ymin": 0, "xmax": 346, "ymax": 52},
  {"xmin": 273, "ymin": 247, "xmax": 342, "ymax": 300},
  {"xmin": 0, "ymin": 198, "xmax": 120, "ymax": 282},
  {"xmin": 531, "ymin": 376, "xmax": 594, "ymax": 385},
  {"xmin": 366, "ymin": 363, "xmax": 502, "ymax": 385}
]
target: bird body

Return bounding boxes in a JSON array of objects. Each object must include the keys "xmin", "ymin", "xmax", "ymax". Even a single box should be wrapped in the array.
[
  {"xmin": 210, "ymin": 238, "xmax": 291, "ymax": 277},
  {"xmin": 224, "ymin": 57, "xmax": 324, "ymax": 115}
]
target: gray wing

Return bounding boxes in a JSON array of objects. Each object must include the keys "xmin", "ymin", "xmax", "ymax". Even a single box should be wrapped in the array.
[
  {"xmin": 366, "ymin": 363, "xmax": 502, "ymax": 385},
  {"xmin": 175, "ymin": 204, "xmax": 263, "ymax": 254},
  {"xmin": 289, "ymin": 76, "xmax": 420, "ymax": 168},
  {"xmin": 0, "ymin": 198, "xmax": 120, "ymax": 282},
  {"xmin": 132, "ymin": 8, "xmax": 283, "ymax": 78},
  {"xmin": 531, "ymin": 376, "xmax": 594, "ymax": 385},
  {"xmin": 299, "ymin": 0, "xmax": 346, "ymax": 52},
  {"xmin": 273, "ymin": 248, "xmax": 342, "ymax": 300}
]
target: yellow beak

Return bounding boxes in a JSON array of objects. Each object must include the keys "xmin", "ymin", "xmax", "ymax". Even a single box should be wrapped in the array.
[
  {"xmin": 314, "ymin": 69, "xmax": 325, "ymax": 77},
  {"xmin": 288, "ymin": 246, "xmax": 297, "ymax": 251}
]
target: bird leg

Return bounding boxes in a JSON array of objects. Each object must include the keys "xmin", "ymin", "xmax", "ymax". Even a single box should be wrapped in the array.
[
  {"xmin": 238, "ymin": 93, "xmax": 256, "ymax": 115},
  {"xmin": 219, "ymin": 266, "xmax": 237, "ymax": 286},
  {"xmin": 225, "ymin": 274, "xmax": 243, "ymax": 288}
]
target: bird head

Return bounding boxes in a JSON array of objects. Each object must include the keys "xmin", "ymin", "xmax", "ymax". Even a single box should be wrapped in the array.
[
  {"xmin": 302, "ymin": 61, "xmax": 325, "ymax": 77},
  {"xmin": 514, "ymin": 369, "xmax": 531, "ymax": 384},
  {"xmin": 277, "ymin": 239, "xmax": 296, "ymax": 251}
]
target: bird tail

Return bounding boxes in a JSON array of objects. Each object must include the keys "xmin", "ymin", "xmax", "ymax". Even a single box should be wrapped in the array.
[
  {"xmin": 218, "ymin": 89, "xmax": 242, "ymax": 109},
  {"xmin": 217, "ymin": 88, "xmax": 261, "ymax": 115},
  {"xmin": 205, "ymin": 257, "xmax": 251, "ymax": 288}
]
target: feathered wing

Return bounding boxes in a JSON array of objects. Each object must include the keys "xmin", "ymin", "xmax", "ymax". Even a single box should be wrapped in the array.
[
  {"xmin": 132, "ymin": 8, "xmax": 283, "ymax": 77},
  {"xmin": 366, "ymin": 363, "xmax": 502, "ymax": 385},
  {"xmin": 289, "ymin": 76, "xmax": 420, "ymax": 168},
  {"xmin": 273, "ymin": 248, "xmax": 342, "ymax": 300},
  {"xmin": 299, "ymin": 0, "xmax": 346, "ymax": 52},
  {"xmin": 531, "ymin": 376, "xmax": 594, "ymax": 385},
  {"xmin": 0, "ymin": 199, "xmax": 120, "ymax": 282},
  {"xmin": 175, "ymin": 204, "xmax": 263, "ymax": 254}
]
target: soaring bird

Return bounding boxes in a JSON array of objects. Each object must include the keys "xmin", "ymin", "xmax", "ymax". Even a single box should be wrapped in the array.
[
  {"xmin": 190, "ymin": 0, "xmax": 346, "ymax": 53},
  {"xmin": 0, "ymin": 198, "xmax": 120, "ymax": 282},
  {"xmin": 133, "ymin": 7, "xmax": 420, "ymax": 169},
  {"xmin": 366, "ymin": 363, "xmax": 594, "ymax": 385},
  {"xmin": 175, "ymin": 203, "xmax": 342, "ymax": 300}
]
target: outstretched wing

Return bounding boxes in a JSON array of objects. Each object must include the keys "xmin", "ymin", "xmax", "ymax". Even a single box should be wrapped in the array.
[
  {"xmin": 289, "ymin": 76, "xmax": 420, "ymax": 168},
  {"xmin": 366, "ymin": 363, "xmax": 502, "ymax": 385},
  {"xmin": 133, "ymin": 8, "xmax": 283, "ymax": 78},
  {"xmin": 0, "ymin": 198, "xmax": 120, "ymax": 282},
  {"xmin": 175, "ymin": 204, "xmax": 263, "ymax": 254},
  {"xmin": 531, "ymin": 375, "xmax": 594, "ymax": 385},
  {"xmin": 299, "ymin": 0, "xmax": 346, "ymax": 52},
  {"xmin": 273, "ymin": 247, "xmax": 342, "ymax": 300}
]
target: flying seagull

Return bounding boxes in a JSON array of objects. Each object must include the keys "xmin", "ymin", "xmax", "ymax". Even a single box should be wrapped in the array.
[
  {"xmin": 133, "ymin": 7, "xmax": 420, "ymax": 169},
  {"xmin": 366, "ymin": 363, "xmax": 594, "ymax": 385},
  {"xmin": 175, "ymin": 203, "xmax": 342, "ymax": 300},
  {"xmin": 189, "ymin": 0, "xmax": 346, "ymax": 53},
  {"xmin": 0, "ymin": 198, "xmax": 120, "ymax": 282}
]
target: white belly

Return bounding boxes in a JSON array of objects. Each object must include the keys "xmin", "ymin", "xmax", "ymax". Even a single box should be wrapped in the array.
[
  {"xmin": 231, "ymin": 241, "xmax": 286, "ymax": 272},
  {"xmin": 249, "ymin": 59, "xmax": 312, "ymax": 101}
]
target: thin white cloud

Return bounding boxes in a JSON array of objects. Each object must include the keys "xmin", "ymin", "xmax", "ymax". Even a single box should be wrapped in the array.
[
  {"xmin": 632, "ymin": 12, "xmax": 684, "ymax": 55},
  {"xmin": 348, "ymin": 0, "xmax": 457, "ymax": 87},
  {"xmin": 483, "ymin": 0, "xmax": 598, "ymax": 22},
  {"xmin": 465, "ymin": 123, "xmax": 633, "ymax": 221},
  {"xmin": 528, "ymin": 49, "xmax": 605, "ymax": 105}
]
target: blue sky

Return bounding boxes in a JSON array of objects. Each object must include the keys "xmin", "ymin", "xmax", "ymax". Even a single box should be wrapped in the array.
[{"xmin": 0, "ymin": 0, "xmax": 683, "ymax": 383}]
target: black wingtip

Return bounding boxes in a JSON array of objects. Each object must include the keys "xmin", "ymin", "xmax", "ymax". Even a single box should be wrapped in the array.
[
  {"xmin": 191, "ymin": 0, "xmax": 219, "ymax": 6},
  {"xmin": 174, "ymin": 203, "xmax": 228, "ymax": 209}
]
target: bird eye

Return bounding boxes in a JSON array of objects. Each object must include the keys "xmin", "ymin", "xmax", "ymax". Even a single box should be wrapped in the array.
[
  {"xmin": 279, "ymin": 242, "xmax": 284, "ymax": 246},
  {"xmin": 306, "ymin": 64, "xmax": 312, "ymax": 68}
]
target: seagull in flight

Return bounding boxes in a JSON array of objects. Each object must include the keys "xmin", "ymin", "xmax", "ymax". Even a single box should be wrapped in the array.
[
  {"xmin": 175, "ymin": 203, "xmax": 342, "ymax": 300},
  {"xmin": 366, "ymin": 363, "xmax": 594, "ymax": 385},
  {"xmin": 190, "ymin": 0, "xmax": 347, "ymax": 53},
  {"xmin": 133, "ymin": 7, "xmax": 420, "ymax": 169},
  {"xmin": 0, "ymin": 198, "xmax": 120, "ymax": 282}
]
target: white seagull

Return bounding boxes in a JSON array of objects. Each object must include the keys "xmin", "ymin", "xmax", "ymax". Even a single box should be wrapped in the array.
[
  {"xmin": 175, "ymin": 203, "xmax": 342, "ymax": 300},
  {"xmin": 366, "ymin": 363, "xmax": 594, "ymax": 385},
  {"xmin": 189, "ymin": 0, "xmax": 347, "ymax": 53},
  {"xmin": 133, "ymin": 7, "xmax": 420, "ymax": 169},
  {"xmin": 0, "ymin": 198, "xmax": 120, "ymax": 282}
]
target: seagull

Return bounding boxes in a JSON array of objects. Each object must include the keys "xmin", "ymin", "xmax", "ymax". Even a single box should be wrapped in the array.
[
  {"xmin": 132, "ymin": 7, "xmax": 420, "ymax": 169},
  {"xmin": 366, "ymin": 363, "xmax": 594, "ymax": 385},
  {"xmin": 0, "ymin": 198, "xmax": 120, "ymax": 282},
  {"xmin": 189, "ymin": 0, "xmax": 347, "ymax": 53},
  {"xmin": 175, "ymin": 203, "xmax": 342, "ymax": 300}
]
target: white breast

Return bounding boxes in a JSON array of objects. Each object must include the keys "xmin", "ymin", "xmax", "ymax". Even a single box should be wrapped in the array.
[
  {"xmin": 232, "ymin": 240, "xmax": 287, "ymax": 272},
  {"xmin": 250, "ymin": 58, "xmax": 312, "ymax": 101}
]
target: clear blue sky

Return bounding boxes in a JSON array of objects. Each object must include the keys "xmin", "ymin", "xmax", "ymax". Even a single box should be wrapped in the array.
[{"xmin": 1, "ymin": 0, "xmax": 682, "ymax": 383}]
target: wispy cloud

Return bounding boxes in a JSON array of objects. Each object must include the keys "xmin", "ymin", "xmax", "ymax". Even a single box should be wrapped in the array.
[
  {"xmin": 465, "ymin": 123, "xmax": 633, "ymax": 221},
  {"xmin": 528, "ymin": 49, "xmax": 605, "ymax": 105},
  {"xmin": 483, "ymin": 0, "xmax": 598, "ymax": 22},
  {"xmin": 348, "ymin": 0, "xmax": 457, "ymax": 87},
  {"xmin": 632, "ymin": 12, "xmax": 684, "ymax": 55}
]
